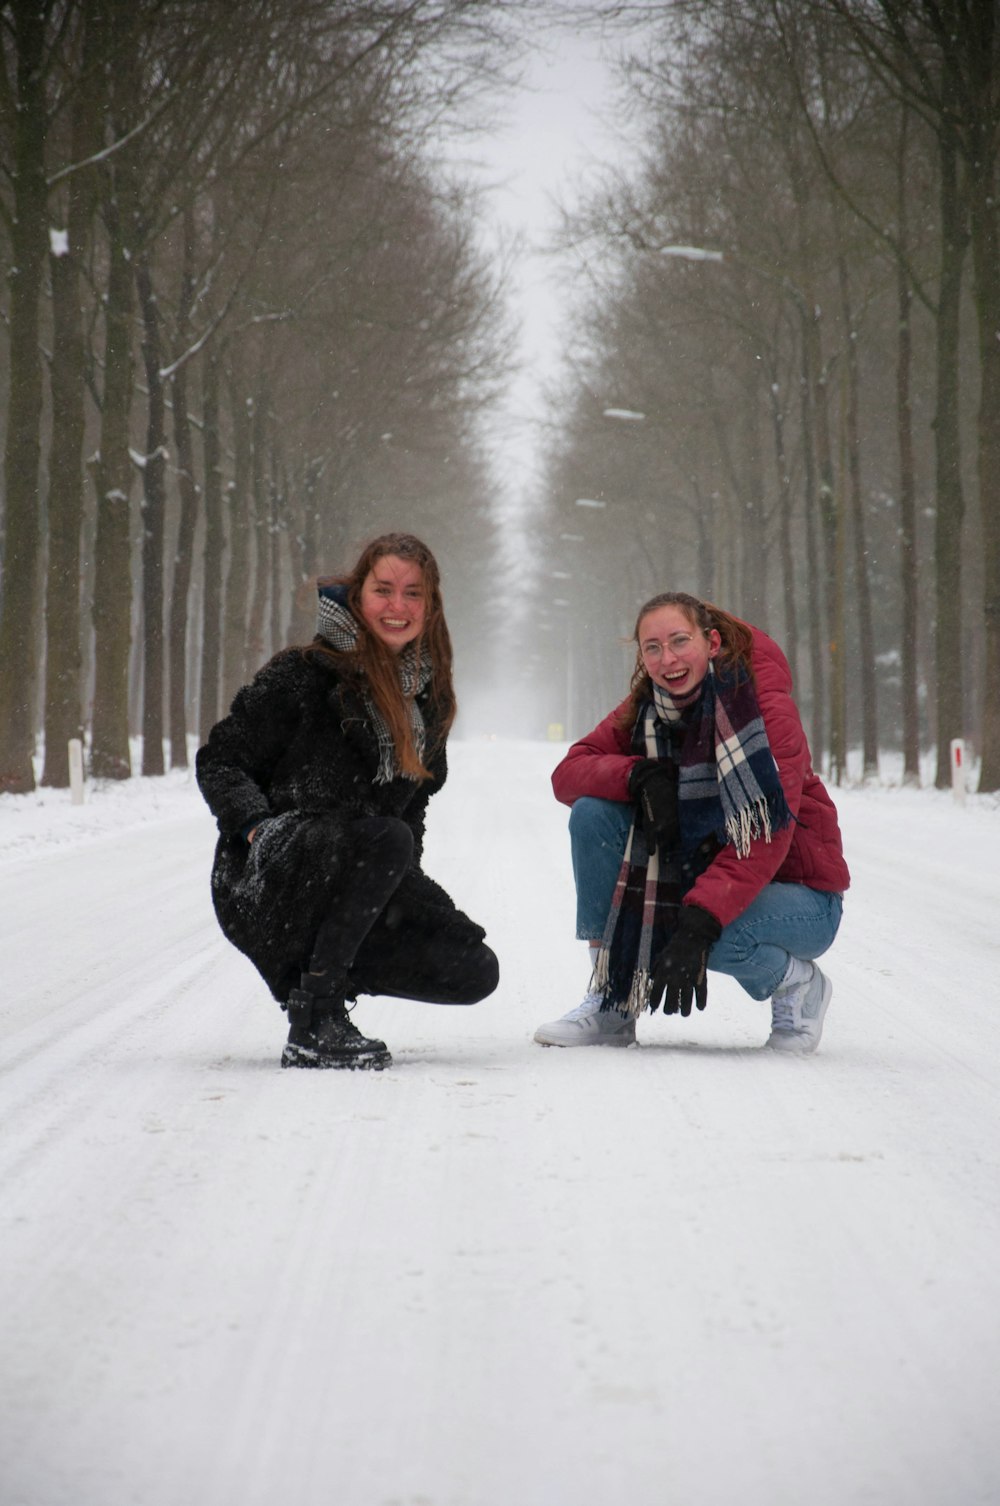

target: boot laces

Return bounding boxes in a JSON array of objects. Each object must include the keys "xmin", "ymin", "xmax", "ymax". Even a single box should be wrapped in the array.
[{"xmin": 339, "ymin": 1009, "xmax": 366, "ymax": 1043}]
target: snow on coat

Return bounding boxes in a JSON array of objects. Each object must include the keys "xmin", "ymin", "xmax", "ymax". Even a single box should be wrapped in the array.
[
  {"xmin": 551, "ymin": 625, "xmax": 850, "ymax": 930},
  {"xmin": 196, "ymin": 646, "xmax": 485, "ymax": 1003}
]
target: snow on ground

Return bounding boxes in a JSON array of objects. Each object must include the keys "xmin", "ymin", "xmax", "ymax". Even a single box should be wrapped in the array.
[{"xmin": 2, "ymin": 740, "xmax": 999, "ymax": 1506}]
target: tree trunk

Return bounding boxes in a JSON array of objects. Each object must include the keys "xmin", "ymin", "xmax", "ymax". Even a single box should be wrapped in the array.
[
  {"xmin": 42, "ymin": 216, "xmax": 89, "ymax": 789},
  {"xmin": 799, "ymin": 309, "xmax": 826, "ymax": 762},
  {"xmin": 894, "ymin": 105, "xmax": 921, "ymax": 785},
  {"xmin": 41, "ymin": 7, "xmax": 105, "ymax": 786},
  {"xmin": 766, "ymin": 356, "xmax": 799, "ymax": 687},
  {"xmin": 795, "ymin": 289, "xmax": 825, "ymax": 765},
  {"xmin": 738, "ymin": 368, "xmax": 767, "ymax": 624},
  {"xmin": 245, "ymin": 379, "xmax": 270, "ymax": 671},
  {"xmin": 285, "ymin": 457, "xmax": 321, "ymax": 647},
  {"xmin": 301, "ymin": 458, "xmax": 321, "ymax": 580},
  {"xmin": 835, "ymin": 248, "xmax": 879, "ymax": 778},
  {"xmin": 968, "ymin": 141, "xmax": 1000, "ymax": 790},
  {"xmin": 829, "ymin": 367, "xmax": 849, "ymax": 785},
  {"xmin": 804, "ymin": 296, "xmax": 841, "ymax": 777},
  {"xmin": 135, "ymin": 254, "xmax": 168, "ymax": 775},
  {"xmin": 221, "ymin": 364, "xmax": 253, "ymax": 707},
  {"xmin": 167, "ymin": 208, "xmax": 200, "ymax": 768},
  {"xmin": 167, "ymin": 371, "xmax": 200, "ymax": 767},
  {"xmin": 790, "ymin": 165, "xmax": 827, "ymax": 762},
  {"xmin": 90, "ymin": 198, "xmax": 135, "ymax": 780},
  {"xmin": 931, "ymin": 123, "xmax": 968, "ymax": 787},
  {"xmin": 269, "ymin": 446, "xmax": 285, "ymax": 650},
  {"xmin": 199, "ymin": 351, "xmax": 224, "ymax": 739},
  {"xmin": 0, "ymin": 7, "xmax": 48, "ymax": 794},
  {"xmin": 694, "ymin": 480, "xmax": 716, "ymax": 601}
]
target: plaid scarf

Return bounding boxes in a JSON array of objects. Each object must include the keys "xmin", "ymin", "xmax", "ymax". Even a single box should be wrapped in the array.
[
  {"xmin": 316, "ymin": 585, "xmax": 431, "ymax": 784},
  {"xmin": 595, "ymin": 658, "xmax": 792, "ymax": 1017}
]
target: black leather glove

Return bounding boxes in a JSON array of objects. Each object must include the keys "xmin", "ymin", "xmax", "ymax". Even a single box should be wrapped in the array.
[
  {"xmin": 628, "ymin": 758, "xmax": 680, "ymax": 858},
  {"xmin": 649, "ymin": 904, "xmax": 722, "ymax": 1016}
]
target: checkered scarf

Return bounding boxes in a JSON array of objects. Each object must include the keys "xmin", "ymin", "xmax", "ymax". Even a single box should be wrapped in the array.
[
  {"xmin": 317, "ymin": 585, "xmax": 431, "ymax": 784},
  {"xmin": 595, "ymin": 659, "xmax": 792, "ymax": 1017}
]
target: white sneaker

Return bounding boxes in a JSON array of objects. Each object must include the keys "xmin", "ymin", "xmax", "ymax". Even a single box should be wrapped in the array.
[
  {"xmin": 533, "ymin": 990, "xmax": 636, "ymax": 1047},
  {"xmin": 766, "ymin": 963, "xmax": 832, "ymax": 1053}
]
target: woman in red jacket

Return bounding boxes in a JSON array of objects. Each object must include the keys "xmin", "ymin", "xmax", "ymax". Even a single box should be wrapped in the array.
[{"xmin": 534, "ymin": 592, "xmax": 849, "ymax": 1053}]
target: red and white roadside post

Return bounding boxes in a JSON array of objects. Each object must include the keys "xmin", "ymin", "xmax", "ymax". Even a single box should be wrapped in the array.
[{"xmin": 949, "ymin": 738, "xmax": 967, "ymax": 806}]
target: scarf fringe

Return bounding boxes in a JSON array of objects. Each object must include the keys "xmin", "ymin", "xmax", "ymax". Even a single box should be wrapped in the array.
[
  {"xmin": 724, "ymin": 795, "xmax": 774, "ymax": 859},
  {"xmin": 374, "ymin": 747, "xmax": 400, "ymax": 786},
  {"xmin": 593, "ymin": 947, "xmax": 654, "ymax": 1019}
]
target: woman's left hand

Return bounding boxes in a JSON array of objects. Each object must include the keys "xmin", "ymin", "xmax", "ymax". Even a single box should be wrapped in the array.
[{"xmin": 649, "ymin": 904, "xmax": 722, "ymax": 1016}]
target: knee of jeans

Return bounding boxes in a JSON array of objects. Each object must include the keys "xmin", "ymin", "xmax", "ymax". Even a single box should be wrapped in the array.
[
  {"xmin": 569, "ymin": 796, "xmax": 627, "ymax": 845},
  {"xmin": 709, "ymin": 928, "xmax": 754, "ymax": 969}
]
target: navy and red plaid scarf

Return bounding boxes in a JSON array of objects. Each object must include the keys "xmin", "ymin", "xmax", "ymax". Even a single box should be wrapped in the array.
[{"xmin": 595, "ymin": 658, "xmax": 792, "ymax": 1017}]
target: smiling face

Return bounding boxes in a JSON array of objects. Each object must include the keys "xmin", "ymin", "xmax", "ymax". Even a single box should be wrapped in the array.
[
  {"xmin": 638, "ymin": 603, "xmax": 721, "ymax": 697},
  {"xmin": 358, "ymin": 554, "xmax": 427, "ymax": 651}
]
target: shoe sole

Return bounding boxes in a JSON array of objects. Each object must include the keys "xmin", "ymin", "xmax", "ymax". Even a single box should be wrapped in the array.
[
  {"xmin": 532, "ymin": 1030, "xmax": 635, "ymax": 1048},
  {"xmin": 281, "ymin": 1043, "xmax": 392, "ymax": 1070}
]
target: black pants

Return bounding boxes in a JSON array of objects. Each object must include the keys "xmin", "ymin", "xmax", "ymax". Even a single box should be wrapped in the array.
[{"xmin": 307, "ymin": 817, "xmax": 498, "ymax": 1006}]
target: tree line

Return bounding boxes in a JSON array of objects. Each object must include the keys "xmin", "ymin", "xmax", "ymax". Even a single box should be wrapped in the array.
[
  {"xmin": 532, "ymin": 0, "xmax": 998, "ymax": 790},
  {"xmin": 0, "ymin": 0, "xmax": 523, "ymax": 794}
]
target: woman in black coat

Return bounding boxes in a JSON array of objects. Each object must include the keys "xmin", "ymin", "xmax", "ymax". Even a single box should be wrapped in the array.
[{"xmin": 196, "ymin": 533, "xmax": 498, "ymax": 1071}]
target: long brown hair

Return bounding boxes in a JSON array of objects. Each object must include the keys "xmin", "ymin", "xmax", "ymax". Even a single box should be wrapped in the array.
[
  {"xmin": 308, "ymin": 533, "xmax": 455, "ymax": 779},
  {"xmin": 617, "ymin": 591, "xmax": 755, "ymax": 731}
]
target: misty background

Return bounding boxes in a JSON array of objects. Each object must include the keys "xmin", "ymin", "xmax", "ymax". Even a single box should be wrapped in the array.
[{"xmin": 1, "ymin": 0, "xmax": 997, "ymax": 794}]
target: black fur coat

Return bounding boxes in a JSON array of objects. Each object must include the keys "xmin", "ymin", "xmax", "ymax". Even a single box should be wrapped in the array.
[{"xmin": 196, "ymin": 645, "xmax": 484, "ymax": 1003}]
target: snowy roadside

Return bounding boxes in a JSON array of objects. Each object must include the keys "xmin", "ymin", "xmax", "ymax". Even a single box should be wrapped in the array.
[
  {"xmin": 0, "ymin": 765, "xmax": 200, "ymax": 866},
  {"xmin": 2, "ymin": 739, "xmax": 996, "ymax": 868}
]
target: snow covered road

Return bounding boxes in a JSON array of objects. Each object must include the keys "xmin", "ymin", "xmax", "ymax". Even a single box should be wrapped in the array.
[{"xmin": 2, "ymin": 741, "xmax": 999, "ymax": 1506}]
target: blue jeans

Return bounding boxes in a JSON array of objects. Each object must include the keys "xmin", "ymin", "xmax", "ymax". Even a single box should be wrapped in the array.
[{"xmin": 568, "ymin": 796, "xmax": 843, "ymax": 1001}]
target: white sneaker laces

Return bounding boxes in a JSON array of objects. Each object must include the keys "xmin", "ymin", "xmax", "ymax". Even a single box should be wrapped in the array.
[
  {"xmin": 566, "ymin": 990, "xmax": 604, "ymax": 1020},
  {"xmin": 770, "ymin": 989, "xmax": 800, "ymax": 1031}
]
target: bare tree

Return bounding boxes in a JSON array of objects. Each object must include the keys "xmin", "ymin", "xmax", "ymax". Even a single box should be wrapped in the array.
[
  {"xmin": 41, "ymin": 0, "xmax": 105, "ymax": 787},
  {"xmin": 823, "ymin": 0, "xmax": 996, "ymax": 785},
  {"xmin": 539, "ymin": 0, "xmax": 977, "ymax": 787},
  {"xmin": 0, "ymin": 0, "xmax": 532, "ymax": 792},
  {"xmin": 0, "ymin": 1, "xmax": 58, "ymax": 793}
]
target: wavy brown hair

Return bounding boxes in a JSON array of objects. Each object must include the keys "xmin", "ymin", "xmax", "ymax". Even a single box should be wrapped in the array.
[
  {"xmin": 307, "ymin": 533, "xmax": 455, "ymax": 779},
  {"xmin": 617, "ymin": 591, "xmax": 755, "ymax": 731}
]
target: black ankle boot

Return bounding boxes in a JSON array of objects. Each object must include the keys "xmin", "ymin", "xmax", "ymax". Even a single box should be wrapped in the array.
[{"xmin": 281, "ymin": 988, "xmax": 392, "ymax": 1071}]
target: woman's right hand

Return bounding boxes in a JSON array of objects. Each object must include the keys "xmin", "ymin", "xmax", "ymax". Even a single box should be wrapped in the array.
[{"xmin": 628, "ymin": 758, "xmax": 680, "ymax": 857}]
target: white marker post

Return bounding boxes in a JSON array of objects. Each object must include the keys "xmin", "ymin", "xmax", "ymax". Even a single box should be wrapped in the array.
[
  {"xmin": 68, "ymin": 738, "xmax": 85, "ymax": 805},
  {"xmin": 949, "ymin": 738, "xmax": 966, "ymax": 806}
]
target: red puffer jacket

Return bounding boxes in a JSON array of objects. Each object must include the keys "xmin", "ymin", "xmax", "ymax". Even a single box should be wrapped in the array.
[{"xmin": 551, "ymin": 626, "xmax": 850, "ymax": 930}]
